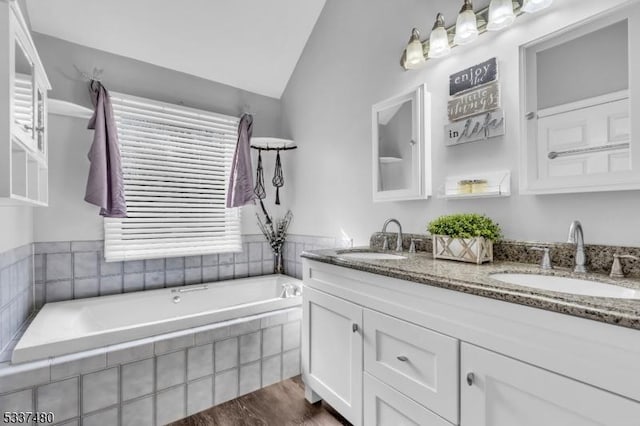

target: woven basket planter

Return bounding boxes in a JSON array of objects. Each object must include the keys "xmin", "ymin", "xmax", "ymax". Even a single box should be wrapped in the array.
[{"xmin": 432, "ymin": 235, "xmax": 493, "ymax": 264}]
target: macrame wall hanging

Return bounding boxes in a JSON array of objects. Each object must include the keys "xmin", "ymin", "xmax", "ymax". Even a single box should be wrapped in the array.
[{"xmin": 251, "ymin": 138, "xmax": 297, "ymax": 206}]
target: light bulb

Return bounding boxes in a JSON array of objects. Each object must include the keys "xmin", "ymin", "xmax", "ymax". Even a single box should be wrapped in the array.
[
  {"xmin": 428, "ymin": 13, "xmax": 451, "ymax": 59},
  {"xmin": 487, "ymin": 0, "xmax": 515, "ymax": 31},
  {"xmin": 454, "ymin": 0, "xmax": 478, "ymax": 46},
  {"xmin": 405, "ymin": 28, "xmax": 425, "ymax": 69},
  {"xmin": 522, "ymin": 0, "xmax": 553, "ymax": 13}
]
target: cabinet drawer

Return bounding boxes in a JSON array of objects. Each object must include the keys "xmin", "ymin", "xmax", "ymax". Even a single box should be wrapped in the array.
[
  {"xmin": 364, "ymin": 309, "xmax": 459, "ymax": 424},
  {"xmin": 364, "ymin": 373, "xmax": 453, "ymax": 426}
]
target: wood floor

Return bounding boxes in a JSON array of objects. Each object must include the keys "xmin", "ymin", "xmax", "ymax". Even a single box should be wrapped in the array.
[{"xmin": 170, "ymin": 376, "xmax": 351, "ymax": 426}]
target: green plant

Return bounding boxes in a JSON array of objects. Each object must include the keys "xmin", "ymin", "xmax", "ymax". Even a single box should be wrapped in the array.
[{"xmin": 427, "ymin": 213, "xmax": 502, "ymax": 241}]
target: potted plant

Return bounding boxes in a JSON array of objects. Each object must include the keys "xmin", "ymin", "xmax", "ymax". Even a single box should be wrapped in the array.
[{"xmin": 427, "ymin": 213, "xmax": 502, "ymax": 264}]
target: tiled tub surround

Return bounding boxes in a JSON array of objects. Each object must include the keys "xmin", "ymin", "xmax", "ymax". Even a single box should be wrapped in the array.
[
  {"xmin": 0, "ymin": 244, "xmax": 33, "ymax": 357},
  {"xmin": 35, "ymin": 235, "xmax": 345, "ymax": 307},
  {"xmin": 370, "ymin": 232, "xmax": 640, "ymax": 278},
  {"xmin": 303, "ymin": 247, "xmax": 640, "ymax": 330},
  {"xmin": 0, "ymin": 308, "xmax": 302, "ymax": 426}
]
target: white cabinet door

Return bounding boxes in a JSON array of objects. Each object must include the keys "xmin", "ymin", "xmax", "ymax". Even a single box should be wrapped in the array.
[
  {"xmin": 302, "ymin": 287, "xmax": 363, "ymax": 426},
  {"xmin": 364, "ymin": 373, "xmax": 453, "ymax": 426},
  {"xmin": 363, "ymin": 309, "xmax": 459, "ymax": 424},
  {"xmin": 461, "ymin": 343, "xmax": 640, "ymax": 426}
]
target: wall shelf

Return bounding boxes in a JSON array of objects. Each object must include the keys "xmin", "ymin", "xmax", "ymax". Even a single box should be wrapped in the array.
[
  {"xmin": 48, "ymin": 99, "xmax": 93, "ymax": 119},
  {"xmin": 379, "ymin": 156, "xmax": 403, "ymax": 164},
  {"xmin": 438, "ymin": 170, "xmax": 511, "ymax": 200},
  {"xmin": 251, "ymin": 137, "xmax": 297, "ymax": 151}
]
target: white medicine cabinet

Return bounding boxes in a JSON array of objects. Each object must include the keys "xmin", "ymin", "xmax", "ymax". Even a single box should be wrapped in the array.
[
  {"xmin": 520, "ymin": 1, "xmax": 640, "ymax": 194},
  {"xmin": 0, "ymin": 0, "xmax": 51, "ymax": 206},
  {"xmin": 372, "ymin": 84, "xmax": 432, "ymax": 202}
]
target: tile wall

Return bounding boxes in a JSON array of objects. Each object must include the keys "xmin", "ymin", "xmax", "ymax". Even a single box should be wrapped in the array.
[
  {"xmin": 34, "ymin": 235, "xmax": 346, "ymax": 307},
  {"xmin": 0, "ymin": 244, "xmax": 33, "ymax": 356}
]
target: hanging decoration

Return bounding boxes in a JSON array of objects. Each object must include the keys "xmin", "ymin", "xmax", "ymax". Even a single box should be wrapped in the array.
[
  {"xmin": 250, "ymin": 137, "xmax": 297, "ymax": 206},
  {"xmin": 253, "ymin": 149, "xmax": 266, "ymax": 200},
  {"xmin": 272, "ymin": 149, "xmax": 284, "ymax": 205}
]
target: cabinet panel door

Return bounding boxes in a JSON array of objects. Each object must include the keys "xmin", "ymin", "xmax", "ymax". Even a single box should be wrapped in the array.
[
  {"xmin": 461, "ymin": 343, "xmax": 640, "ymax": 426},
  {"xmin": 303, "ymin": 287, "xmax": 363, "ymax": 426},
  {"xmin": 364, "ymin": 373, "xmax": 452, "ymax": 426},
  {"xmin": 364, "ymin": 309, "xmax": 459, "ymax": 423}
]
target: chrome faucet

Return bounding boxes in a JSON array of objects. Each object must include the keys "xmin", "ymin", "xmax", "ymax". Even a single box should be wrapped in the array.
[
  {"xmin": 382, "ymin": 218, "xmax": 403, "ymax": 252},
  {"xmin": 567, "ymin": 220, "xmax": 587, "ymax": 273}
]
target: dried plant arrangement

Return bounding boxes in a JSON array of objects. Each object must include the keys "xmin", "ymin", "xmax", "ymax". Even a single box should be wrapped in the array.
[{"xmin": 257, "ymin": 209, "xmax": 293, "ymax": 274}]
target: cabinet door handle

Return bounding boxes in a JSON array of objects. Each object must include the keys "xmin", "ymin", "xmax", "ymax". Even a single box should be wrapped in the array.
[
  {"xmin": 352, "ymin": 323, "xmax": 358, "ymax": 333},
  {"xmin": 396, "ymin": 355, "xmax": 409, "ymax": 362},
  {"xmin": 466, "ymin": 372, "xmax": 475, "ymax": 386}
]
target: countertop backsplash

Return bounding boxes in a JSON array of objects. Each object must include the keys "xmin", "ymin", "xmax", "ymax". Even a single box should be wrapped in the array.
[{"xmin": 370, "ymin": 232, "xmax": 640, "ymax": 278}]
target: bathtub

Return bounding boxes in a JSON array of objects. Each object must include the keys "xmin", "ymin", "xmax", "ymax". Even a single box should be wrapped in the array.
[{"xmin": 12, "ymin": 274, "xmax": 302, "ymax": 364}]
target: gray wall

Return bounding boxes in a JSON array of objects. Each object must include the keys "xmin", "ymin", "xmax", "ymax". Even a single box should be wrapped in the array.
[
  {"xmin": 281, "ymin": 0, "xmax": 640, "ymax": 246},
  {"xmin": 32, "ymin": 34, "xmax": 288, "ymax": 243}
]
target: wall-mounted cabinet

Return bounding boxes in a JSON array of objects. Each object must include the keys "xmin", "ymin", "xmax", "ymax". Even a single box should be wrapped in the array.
[
  {"xmin": 372, "ymin": 84, "xmax": 432, "ymax": 202},
  {"xmin": 0, "ymin": 0, "xmax": 51, "ymax": 206},
  {"xmin": 520, "ymin": 2, "xmax": 640, "ymax": 194}
]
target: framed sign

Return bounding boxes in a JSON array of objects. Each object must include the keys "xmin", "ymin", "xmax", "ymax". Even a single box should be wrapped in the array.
[
  {"xmin": 445, "ymin": 109, "xmax": 505, "ymax": 146},
  {"xmin": 449, "ymin": 57, "xmax": 498, "ymax": 96},
  {"xmin": 448, "ymin": 81, "xmax": 500, "ymax": 122}
]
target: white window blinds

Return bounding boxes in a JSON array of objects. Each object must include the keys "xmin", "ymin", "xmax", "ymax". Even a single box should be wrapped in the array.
[{"xmin": 104, "ymin": 92, "xmax": 241, "ymax": 262}]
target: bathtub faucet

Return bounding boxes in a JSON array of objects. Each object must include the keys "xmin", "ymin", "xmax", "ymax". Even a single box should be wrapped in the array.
[{"xmin": 280, "ymin": 283, "xmax": 301, "ymax": 298}]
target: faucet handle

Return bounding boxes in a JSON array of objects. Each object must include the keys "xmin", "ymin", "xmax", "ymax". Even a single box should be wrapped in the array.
[
  {"xmin": 382, "ymin": 236, "xmax": 389, "ymax": 251},
  {"xmin": 531, "ymin": 247, "xmax": 553, "ymax": 270},
  {"xmin": 409, "ymin": 239, "xmax": 423, "ymax": 253},
  {"xmin": 610, "ymin": 253, "xmax": 639, "ymax": 278}
]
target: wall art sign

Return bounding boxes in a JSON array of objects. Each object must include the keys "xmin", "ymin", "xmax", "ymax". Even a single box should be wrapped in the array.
[
  {"xmin": 448, "ymin": 81, "xmax": 500, "ymax": 122},
  {"xmin": 449, "ymin": 57, "xmax": 498, "ymax": 96},
  {"xmin": 445, "ymin": 109, "xmax": 505, "ymax": 146}
]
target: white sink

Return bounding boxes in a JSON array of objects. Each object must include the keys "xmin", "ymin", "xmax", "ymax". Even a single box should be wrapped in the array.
[
  {"xmin": 491, "ymin": 273, "xmax": 640, "ymax": 299},
  {"xmin": 338, "ymin": 252, "xmax": 407, "ymax": 261}
]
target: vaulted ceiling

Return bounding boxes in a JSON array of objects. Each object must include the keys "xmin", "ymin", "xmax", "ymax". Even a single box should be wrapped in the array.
[{"xmin": 26, "ymin": 0, "xmax": 326, "ymax": 99}]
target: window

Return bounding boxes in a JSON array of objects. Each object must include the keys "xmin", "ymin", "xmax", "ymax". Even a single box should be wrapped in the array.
[{"xmin": 104, "ymin": 93, "xmax": 241, "ymax": 261}]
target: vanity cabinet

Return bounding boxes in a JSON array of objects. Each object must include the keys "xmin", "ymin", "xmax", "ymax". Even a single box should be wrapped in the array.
[
  {"xmin": 302, "ymin": 259, "xmax": 640, "ymax": 426},
  {"xmin": 302, "ymin": 287, "xmax": 363, "ymax": 425},
  {"xmin": 0, "ymin": 0, "xmax": 51, "ymax": 206}
]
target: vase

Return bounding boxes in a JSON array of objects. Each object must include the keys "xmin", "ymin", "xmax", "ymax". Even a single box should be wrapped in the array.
[{"xmin": 273, "ymin": 250, "xmax": 285, "ymax": 274}]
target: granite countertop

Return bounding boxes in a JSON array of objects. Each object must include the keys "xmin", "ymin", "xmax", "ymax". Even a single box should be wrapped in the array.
[{"xmin": 301, "ymin": 247, "xmax": 640, "ymax": 331}]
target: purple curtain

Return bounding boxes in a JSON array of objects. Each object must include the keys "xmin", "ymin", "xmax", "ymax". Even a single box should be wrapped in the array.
[
  {"xmin": 226, "ymin": 114, "xmax": 256, "ymax": 208},
  {"xmin": 84, "ymin": 80, "xmax": 127, "ymax": 217}
]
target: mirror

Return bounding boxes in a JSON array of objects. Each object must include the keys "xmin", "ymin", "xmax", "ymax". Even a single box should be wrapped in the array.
[
  {"xmin": 372, "ymin": 84, "xmax": 431, "ymax": 202},
  {"xmin": 520, "ymin": 2, "xmax": 640, "ymax": 194},
  {"xmin": 14, "ymin": 39, "xmax": 34, "ymax": 140}
]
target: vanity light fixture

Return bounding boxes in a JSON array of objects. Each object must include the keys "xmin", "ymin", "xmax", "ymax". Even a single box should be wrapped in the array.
[
  {"xmin": 454, "ymin": 0, "xmax": 479, "ymax": 46},
  {"xmin": 487, "ymin": 0, "xmax": 516, "ymax": 31},
  {"xmin": 521, "ymin": 0, "xmax": 553, "ymax": 13},
  {"xmin": 405, "ymin": 28, "xmax": 426, "ymax": 69},
  {"xmin": 400, "ymin": 0, "xmax": 553, "ymax": 69},
  {"xmin": 428, "ymin": 13, "xmax": 451, "ymax": 58}
]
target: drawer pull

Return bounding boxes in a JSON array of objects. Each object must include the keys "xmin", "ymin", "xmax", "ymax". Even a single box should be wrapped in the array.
[
  {"xmin": 352, "ymin": 323, "xmax": 359, "ymax": 333},
  {"xmin": 396, "ymin": 355, "xmax": 409, "ymax": 362},
  {"xmin": 466, "ymin": 372, "xmax": 475, "ymax": 386}
]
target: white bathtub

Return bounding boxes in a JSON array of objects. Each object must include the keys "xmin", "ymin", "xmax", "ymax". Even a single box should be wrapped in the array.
[{"xmin": 12, "ymin": 274, "xmax": 302, "ymax": 364}]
